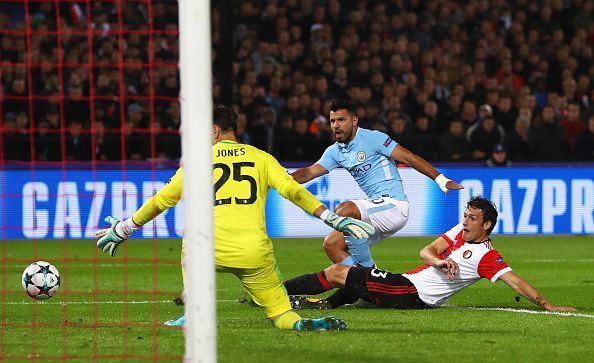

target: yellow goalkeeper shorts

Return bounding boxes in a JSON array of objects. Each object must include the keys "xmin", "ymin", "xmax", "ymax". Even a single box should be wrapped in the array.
[{"xmin": 217, "ymin": 261, "xmax": 292, "ymax": 319}]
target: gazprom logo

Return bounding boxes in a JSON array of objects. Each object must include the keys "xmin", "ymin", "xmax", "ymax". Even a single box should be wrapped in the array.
[
  {"xmin": 320, "ymin": 175, "xmax": 329, "ymax": 195},
  {"xmin": 306, "ymin": 175, "xmax": 330, "ymax": 197}
]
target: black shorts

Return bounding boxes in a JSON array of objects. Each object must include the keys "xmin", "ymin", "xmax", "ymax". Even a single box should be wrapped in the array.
[{"xmin": 345, "ymin": 267, "xmax": 431, "ymax": 309}]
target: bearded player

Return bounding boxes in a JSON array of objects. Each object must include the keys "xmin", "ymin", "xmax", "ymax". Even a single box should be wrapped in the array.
[{"xmin": 291, "ymin": 99, "xmax": 463, "ymax": 270}]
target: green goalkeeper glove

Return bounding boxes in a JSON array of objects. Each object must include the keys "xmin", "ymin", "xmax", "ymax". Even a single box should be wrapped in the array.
[
  {"xmin": 322, "ymin": 211, "xmax": 375, "ymax": 239},
  {"xmin": 95, "ymin": 216, "xmax": 137, "ymax": 257}
]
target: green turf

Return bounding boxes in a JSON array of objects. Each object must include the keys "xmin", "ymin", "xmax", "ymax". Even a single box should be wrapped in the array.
[{"xmin": 2, "ymin": 236, "xmax": 593, "ymax": 362}]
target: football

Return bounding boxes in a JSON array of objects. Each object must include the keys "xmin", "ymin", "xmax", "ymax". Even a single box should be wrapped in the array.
[{"xmin": 21, "ymin": 261, "xmax": 61, "ymax": 300}]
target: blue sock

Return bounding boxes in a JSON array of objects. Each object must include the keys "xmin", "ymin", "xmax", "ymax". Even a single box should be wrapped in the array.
[
  {"xmin": 343, "ymin": 235, "xmax": 374, "ymax": 267},
  {"xmin": 339, "ymin": 255, "xmax": 357, "ymax": 266}
]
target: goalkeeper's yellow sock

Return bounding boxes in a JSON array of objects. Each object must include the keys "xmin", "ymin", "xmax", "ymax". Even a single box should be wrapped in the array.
[{"xmin": 272, "ymin": 310, "xmax": 301, "ymax": 330}]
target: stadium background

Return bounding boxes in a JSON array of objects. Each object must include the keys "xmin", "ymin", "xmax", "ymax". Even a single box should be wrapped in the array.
[
  {"xmin": 1, "ymin": 0, "xmax": 593, "ymax": 361},
  {"xmin": 5, "ymin": 166, "xmax": 594, "ymax": 239},
  {"xmin": 1, "ymin": 0, "xmax": 592, "ymax": 240}
]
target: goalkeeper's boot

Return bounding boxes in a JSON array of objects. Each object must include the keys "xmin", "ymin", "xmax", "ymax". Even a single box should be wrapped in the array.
[
  {"xmin": 164, "ymin": 313, "xmax": 186, "ymax": 327},
  {"xmin": 294, "ymin": 316, "xmax": 347, "ymax": 331},
  {"xmin": 290, "ymin": 295, "xmax": 331, "ymax": 310}
]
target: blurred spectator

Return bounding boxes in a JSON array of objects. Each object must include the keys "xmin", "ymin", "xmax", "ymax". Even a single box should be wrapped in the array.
[
  {"xmin": 66, "ymin": 120, "xmax": 91, "ymax": 161},
  {"xmin": 250, "ymin": 106, "xmax": 276, "ymax": 153},
  {"xmin": 467, "ymin": 115, "xmax": 505, "ymax": 161},
  {"xmin": 493, "ymin": 92, "xmax": 518, "ymax": 132},
  {"xmin": 485, "ymin": 144, "xmax": 512, "ymax": 167},
  {"xmin": 369, "ymin": 118, "xmax": 388, "ymax": 133},
  {"xmin": 365, "ymin": 101, "xmax": 382, "ymax": 125},
  {"xmin": 561, "ymin": 102, "xmax": 587, "ymax": 152},
  {"xmin": 495, "ymin": 58, "xmax": 524, "ymax": 92},
  {"xmin": 93, "ymin": 121, "xmax": 121, "ymax": 161},
  {"xmin": 237, "ymin": 83, "xmax": 257, "ymax": 121},
  {"xmin": 438, "ymin": 120, "xmax": 470, "ymax": 161},
  {"xmin": 458, "ymin": 100, "xmax": 479, "ymax": 132},
  {"xmin": 44, "ymin": 107, "xmax": 61, "ymax": 129},
  {"xmin": 64, "ymin": 74, "xmax": 90, "ymax": 127},
  {"xmin": 3, "ymin": 0, "xmax": 594, "ymax": 163},
  {"xmin": 311, "ymin": 115, "xmax": 333, "ymax": 155},
  {"xmin": 330, "ymin": 65, "xmax": 349, "ymax": 99},
  {"xmin": 574, "ymin": 116, "xmax": 594, "ymax": 161},
  {"xmin": 265, "ymin": 76, "xmax": 286, "ymax": 114},
  {"xmin": 436, "ymin": 93, "xmax": 462, "ymax": 133},
  {"xmin": 422, "ymin": 100, "xmax": 439, "ymax": 127},
  {"xmin": 3, "ymin": 78, "xmax": 28, "ymax": 116},
  {"xmin": 504, "ymin": 117, "xmax": 533, "ymax": 161},
  {"xmin": 127, "ymin": 102, "xmax": 147, "ymax": 128},
  {"xmin": 3, "ymin": 112, "xmax": 31, "ymax": 161},
  {"xmin": 154, "ymin": 121, "xmax": 180, "ymax": 161},
  {"xmin": 35, "ymin": 121, "xmax": 62, "ymax": 161},
  {"xmin": 123, "ymin": 122, "xmax": 149, "ymax": 161},
  {"xmin": 312, "ymin": 74, "xmax": 331, "ymax": 100},
  {"xmin": 273, "ymin": 114, "xmax": 294, "ymax": 161},
  {"xmin": 478, "ymin": 104, "xmax": 493, "ymax": 121},
  {"xmin": 161, "ymin": 102, "xmax": 181, "ymax": 131},
  {"xmin": 531, "ymin": 106, "xmax": 569, "ymax": 161},
  {"xmin": 387, "ymin": 112, "xmax": 414, "ymax": 150},
  {"xmin": 411, "ymin": 114, "xmax": 438, "ymax": 161},
  {"xmin": 235, "ymin": 112, "xmax": 251, "ymax": 144},
  {"xmin": 286, "ymin": 116, "xmax": 316, "ymax": 161},
  {"xmin": 462, "ymin": 73, "xmax": 486, "ymax": 105}
]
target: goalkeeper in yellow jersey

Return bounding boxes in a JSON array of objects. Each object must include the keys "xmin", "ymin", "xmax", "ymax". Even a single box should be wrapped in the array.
[{"xmin": 95, "ymin": 105, "xmax": 374, "ymax": 331}]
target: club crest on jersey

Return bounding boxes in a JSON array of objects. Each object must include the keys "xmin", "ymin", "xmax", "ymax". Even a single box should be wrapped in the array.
[
  {"xmin": 463, "ymin": 250, "xmax": 472, "ymax": 259},
  {"xmin": 357, "ymin": 151, "xmax": 366, "ymax": 162}
]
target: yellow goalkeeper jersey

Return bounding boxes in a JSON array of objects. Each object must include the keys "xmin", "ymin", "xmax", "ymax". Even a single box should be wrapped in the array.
[{"xmin": 132, "ymin": 140, "xmax": 323, "ymax": 268}]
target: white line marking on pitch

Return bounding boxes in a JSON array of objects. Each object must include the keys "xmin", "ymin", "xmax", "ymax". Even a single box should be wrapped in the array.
[
  {"xmin": 5, "ymin": 301, "xmax": 592, "ymax": 319},
  {"xmin": 2, "ymin": 299, "xmax": 240, "ymax": 305},
  {"xmin": 452, "ymin": 306, "xmax": 594, "ymax": 318},
  {"xmin": 527, "ymin": 259, "xmax": 594, "ymax": 263},
  {"xmin": 3, "ymin": 300, "xmax": 173, "ymax": 305}
]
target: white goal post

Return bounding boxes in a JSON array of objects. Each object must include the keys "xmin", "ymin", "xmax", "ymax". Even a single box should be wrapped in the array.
[{"xmin": 178, "ymin": 0, "xmax": 216, "ymax": 362}]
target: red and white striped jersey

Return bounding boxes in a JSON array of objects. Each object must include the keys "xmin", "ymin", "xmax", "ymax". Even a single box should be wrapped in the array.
[{"xmin": 403, "ymin": 223, "xmax": 512, "ymax": 306}]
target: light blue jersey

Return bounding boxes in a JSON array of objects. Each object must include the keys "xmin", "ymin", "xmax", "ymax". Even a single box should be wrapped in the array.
[{"xmin": 317, "ymin": 127, "xmax": 407, "ymax": 201}]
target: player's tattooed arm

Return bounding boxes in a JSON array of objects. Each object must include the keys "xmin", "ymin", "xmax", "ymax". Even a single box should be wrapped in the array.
[
  {"xmin": 532, "ymin": 295, "xmax": 546, "ymax": 308},
  {"xmin": 291, "ymin": 168, "xmax": 311, "ymax": 183},
  {"xmin": 291, "ymin": 164, "xmax": 328, "ymax": 184}
]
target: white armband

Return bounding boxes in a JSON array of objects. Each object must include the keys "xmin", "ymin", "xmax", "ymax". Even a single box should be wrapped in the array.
[
  {"xmin": 435, "ymin": 174, "xmax": 451, "ymax": 193},
  {"xmin": 319, "ymin": 209, "xmax": 331, "ymax": 221},
  {"xmin": 119, "ymin": 217, "xmax": 141, "ymax": 236}
]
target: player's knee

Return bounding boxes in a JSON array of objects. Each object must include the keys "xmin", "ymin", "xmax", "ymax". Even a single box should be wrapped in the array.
[
  {"xmin": 324, "ymin": 264, "xmax": 349, "ymax": 287},
  {"xmin": 334, "ymin": 201, "xmax": 361, "ymax": 219},
  {"xmin": 323, "ymin": 232, "xmax": 345, "ymax": 253},
  {"xmin": 324, "ymin": 264, "xmax": 339, "ymax": 282}
]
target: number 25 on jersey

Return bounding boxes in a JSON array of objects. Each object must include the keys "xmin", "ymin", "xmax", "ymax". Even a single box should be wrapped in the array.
[{"xmin": 213, "ymin": 162, "xmax": 257, "ymax": 206}]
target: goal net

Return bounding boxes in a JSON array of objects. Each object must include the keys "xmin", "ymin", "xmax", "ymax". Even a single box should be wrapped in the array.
[{"xmin": 0, "ymin": 0, "xmax": 214, "ymax": 360}]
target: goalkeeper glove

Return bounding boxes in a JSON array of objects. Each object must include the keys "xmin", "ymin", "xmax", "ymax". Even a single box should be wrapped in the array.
[
  {"xmin": 321, "ymin": 210, "xmax": 375, "ymax": 239},
  {"xmin": 95, "ymin": 216, "xmax": 138, "ymax": 257}
]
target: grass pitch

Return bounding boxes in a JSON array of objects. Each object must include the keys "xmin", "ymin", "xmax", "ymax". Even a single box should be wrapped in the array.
[{"xmin": 2, "ymin": 235, "xmax": 593, "ymax": 362}]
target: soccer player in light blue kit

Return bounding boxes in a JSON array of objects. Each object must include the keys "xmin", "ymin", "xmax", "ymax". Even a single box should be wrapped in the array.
[{"xmin": 292, "ymin": 99, "xmax": 463, "ymax": 268}]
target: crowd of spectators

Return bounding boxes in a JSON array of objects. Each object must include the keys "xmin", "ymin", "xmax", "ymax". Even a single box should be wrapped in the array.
[
  {"xmin": 1, "ymin": 0, "xmax": 594, "ymax": 163},
  {"xmin": 1, "ymin": 1, "xmax": 181, "ymax": 162}
]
